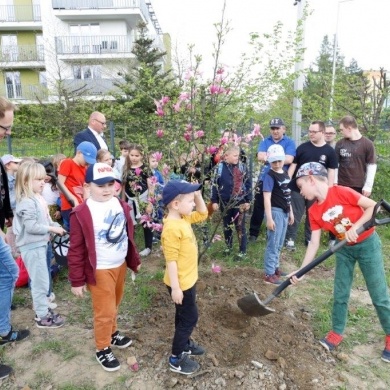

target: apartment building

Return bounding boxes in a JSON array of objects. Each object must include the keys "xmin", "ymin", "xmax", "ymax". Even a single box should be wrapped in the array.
[{"xmin": 0, "ymin": 0, "xmax": 168, "ymax": 103}]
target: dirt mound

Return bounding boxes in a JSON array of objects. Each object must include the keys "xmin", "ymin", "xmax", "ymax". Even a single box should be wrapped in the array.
[{"xmin": 4, "ymin": 266, "xmax": 345, "ymax": 389}]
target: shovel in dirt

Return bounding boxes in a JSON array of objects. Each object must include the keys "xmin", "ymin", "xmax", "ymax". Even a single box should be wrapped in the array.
[{"xmin": 237, "ymin": 199, "xmax": 390, "ymax": 317}]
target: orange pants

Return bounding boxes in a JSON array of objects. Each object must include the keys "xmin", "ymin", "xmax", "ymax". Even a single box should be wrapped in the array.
[{"xmin": 88, "ymin": 262, "xmax": 127, "ymax": 350}]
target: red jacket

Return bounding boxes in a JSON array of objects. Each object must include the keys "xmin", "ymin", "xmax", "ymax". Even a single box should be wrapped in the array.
[{"xmin": 68, "ymin": 199, "xmax": 140, "ymax": 287}]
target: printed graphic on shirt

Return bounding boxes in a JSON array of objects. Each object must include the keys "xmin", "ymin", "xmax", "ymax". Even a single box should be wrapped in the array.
[
  {"xmin": 97, "ymin": 209, "xmax": 127, "ymax": 250},
  {"xmin": 322, "ymin": 205, "xmax": 352, "ymax": 240},
  {"xmin": 278, "ymin": 177, "xmax": 291, "ymax": 205}
]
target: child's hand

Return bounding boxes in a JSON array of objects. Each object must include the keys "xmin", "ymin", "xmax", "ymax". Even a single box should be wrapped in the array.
[
  {"xmin": 145, "ymin": 203, "xmax": 153, "ymax": 214},
  {"xmin": 266, "ymin": 219, "xmax": 275, "ymax": 231},
  {"xmin": 171, "ymin": 288, "xmax": 183, "ymax": 304},
  {"xmin": 71, "ymin": 285, "xmax": 87, "ymax": 298},
  {"xmin": 212, "ymin": 203, "xmax": 219, "ymax": 211},
  {"xmin": 51, "ymin": 226, "xmax": 67, "ymax": 236}
]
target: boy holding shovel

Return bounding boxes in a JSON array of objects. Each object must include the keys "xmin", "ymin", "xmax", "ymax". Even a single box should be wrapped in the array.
[{"xmin": 291, "ymin": 162, "xmax": 390, "ymax": 363}]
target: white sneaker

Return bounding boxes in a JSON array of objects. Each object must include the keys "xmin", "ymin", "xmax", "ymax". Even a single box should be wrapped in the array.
[
  {"xmin": 285, "ymin": 239, "xmax": 296, "ymax": 251},
  {"xmin": 139, "ymin": 248, "xmax": 151, "ymax": 257}
]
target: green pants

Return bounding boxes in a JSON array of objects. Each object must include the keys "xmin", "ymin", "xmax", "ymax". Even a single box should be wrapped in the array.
[{"xmin": 333, "ymin": 232, "xmax": 390, "ymax": 335}]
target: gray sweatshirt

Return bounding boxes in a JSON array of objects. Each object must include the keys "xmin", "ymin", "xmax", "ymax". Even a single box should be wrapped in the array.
[{"xmin": 14, "ymin": 196, "xmax": 60, "ymax": 252}]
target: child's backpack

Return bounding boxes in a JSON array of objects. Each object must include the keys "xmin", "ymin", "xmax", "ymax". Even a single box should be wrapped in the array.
[{"xmin": 15, "ymin": 256, "xmax": 29, "ymax": 287}]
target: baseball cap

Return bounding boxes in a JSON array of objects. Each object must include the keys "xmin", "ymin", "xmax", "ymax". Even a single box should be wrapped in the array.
[
  {"xmin": 269, "ymin": 118, "xmax": 285, "ymax": 128},
  {"xmin": 162, "ymin": 180, "xmax": 201, "ymax": 206},
  {"xmin": 1, "ymin": 154, "xmax": 22, "ymax": 165},
  {"xmin": 267, "ymin": 144, "xmax": 285, "ymax": 163},
  {"xmin": 85, "ymin": 163, "xmax": 116, "ymax": 185},
  {"xmin": 295, "ymin": 162, "xmax": 327, "ymax": 180},
  {"xmin": 77, "ymin": 141, "xmax": 97, "ymax": 164}
]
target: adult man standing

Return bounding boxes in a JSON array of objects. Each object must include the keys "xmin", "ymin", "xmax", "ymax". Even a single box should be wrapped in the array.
[
  {"xmin": 325, "ymin": 123, "xmax": 337, "ymax": 148},
  {"xmin": 0, "ymin": 97, "xmax": 30, "ymax": 380},
  {"xmin": 74, "ymin": 111, "xmax": 108, "ymax": 152},
  {"xmin": 335, "ymin": 116, "xmax": 377, "ymax": 196},
  {"xmin": 248, "ymin": 118, "xmax": 296, "ymax": 242},
  {"xmin": 286, "ymin": 120, "xmax": 338, "ymax": 250}
]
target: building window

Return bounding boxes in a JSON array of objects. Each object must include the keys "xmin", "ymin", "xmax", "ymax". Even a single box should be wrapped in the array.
[
  {"xmin": 5, "ymin": 72, "xmax": 22, "ymax": 99},
  {"xmin": 73, "ymin": 65, "xmax": 101, "ymax": 80}
]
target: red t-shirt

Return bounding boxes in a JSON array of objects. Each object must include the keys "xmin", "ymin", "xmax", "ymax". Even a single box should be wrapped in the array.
[
  {"xmin": 58, "ymin": 158, "xmax": 87, "ymax": 210},
  {"xmin": 309, "ymin": 186, "xmax": 374, "ymax": 244}
]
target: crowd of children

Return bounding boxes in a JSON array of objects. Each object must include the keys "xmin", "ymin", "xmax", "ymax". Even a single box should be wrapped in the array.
[{"xmin": 3, "ymin": 116, "xmax": 390, "ymax": 378}]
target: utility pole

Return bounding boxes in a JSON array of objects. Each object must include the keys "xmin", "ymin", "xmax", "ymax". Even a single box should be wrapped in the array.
[{"xmin": 291, "ymin": 0, "xmax": 306, "ymax": 146}]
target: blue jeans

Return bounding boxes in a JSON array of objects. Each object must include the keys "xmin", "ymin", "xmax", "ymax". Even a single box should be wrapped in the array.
[
  {"xmin": 0, "ymin": 237, "xmax": 18, "ymax": 335},
  {"xmin": 264, "ymin": 207, "xmax": 288, "ymax": 275},
  {"xmin": 46, "ymin": 243, "xmax": 53, "ymax": 296}
]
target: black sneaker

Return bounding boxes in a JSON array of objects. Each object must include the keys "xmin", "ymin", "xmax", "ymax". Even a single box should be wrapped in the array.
[
  {"xmin": 0, "ymin": 364, "xmax": 13, "ymax": 380},
  {"xmin": 96, "ymin": 347, "xmax": 120, "ymax": 372},
  {"xmin": 111, "ymin": 330, "xmax": 132, "ymax": 349},
  {"xmin": 248, "ymin": 235, "xmax": 257, "ymax": 242},
  {"xmin": 183, "ymin": 339, "xmax": 205, "ymax": 356},
  {"xmin": 0, "ymin": 328, "xmax": 30, "ymax": 345},
  {"xmin": 169, "ymin": 353, "xmax": 200, "ymax": 375}
]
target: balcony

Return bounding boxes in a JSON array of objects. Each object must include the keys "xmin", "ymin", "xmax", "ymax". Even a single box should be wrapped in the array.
[
  {"xmin": 52, "ymin": 0, "xmax": 148, "ymax": 28},
  {"xmin": 0, "ymin": 5, "xmax": 41, "ymax": 30},
  {"xmin": 61, "ymin": 78, "xmax": 125, "ymax": 96},
  {"xmin": 0, "ymin": 45, "xmax": 45, "ymax": 69},
  {"xmin": 55, "ymin": 35, "xmax": 134, "ymax": 60},
  {"xmin": 0, "ymin": 84, "xmax": 48, "ymax": 101}
]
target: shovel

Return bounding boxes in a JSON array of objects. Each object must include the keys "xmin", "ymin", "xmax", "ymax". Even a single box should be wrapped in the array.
[{"xmin": 237, "ymin": 199, "xmax": 390, "ymax": 317}]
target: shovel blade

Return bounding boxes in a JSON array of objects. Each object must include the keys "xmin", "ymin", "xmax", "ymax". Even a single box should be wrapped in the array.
[{"xmin": 237, "ymin": 292, "xmax": 275, "ymax": 317}]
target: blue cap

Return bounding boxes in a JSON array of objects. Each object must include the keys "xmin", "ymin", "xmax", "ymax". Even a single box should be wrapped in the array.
[
  {"xmin": 162, "ymin": 180, "xmax": 201, "ymax": 206},
  {"xmin": 77, "ymin": 141, "xmax": 97, "ymax": 164}
]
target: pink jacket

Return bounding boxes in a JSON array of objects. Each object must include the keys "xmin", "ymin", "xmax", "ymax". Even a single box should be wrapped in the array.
[{"xmin": 68, "ymin": 199, "xmax": 140, "ymax": 287}]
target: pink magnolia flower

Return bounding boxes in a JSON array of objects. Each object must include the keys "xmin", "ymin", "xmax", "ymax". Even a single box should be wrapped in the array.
[
  {"xmin": 173, "ymin": 102, "xmax": 181, "ymax": 112},
  {"xmin": 131, "ymin": 183, "xmax": 142, "ymax": 192},
  {"xmin": 185, "ymin": 123, "xmax": 193, "ymax": 132},
  {"xmin": 156, "ymin": 129, "xmax": 164, "ymax": 138},
  {"xmin": 212, "ymin": 234, "xmax": 222, "ymax": 243},
  {"xmin": 152, "ymin": 151, "xmax": 162, "ymax": 162},
  {"xmin": 209, "ymin": 84, "xmax": 219, "ymax": 95},
  {"xmin": 148, "ymin": 197, "xmax": 157, "ymax": 205},
  {"xmin": 183, "ymin": 132, "xmax": 191, "ymax": 142},
  {"xmin": 179, "ymin": 92, "xmax": 190, "ymax": 101},
  {"xmin": 245, "ymin": 134, "xmax": 254, "ymax": 143},
  {"xmin": 160, "ymin": 96, "xmax": 170, "ymax": 106},
  {"xmin": 253, "ymin": 123, "xmax": 261, "ymax": 135},
  {"xmin": 207, "ymin": 145, "xmax": 218, "ymax": 154},
  {"xmin": 184, "ymin": 70, "xmax": 195, "ymax": 80},
  {"xmin": 148, "ymin": 176, "xmax": 158, "ymax": 185},
  {"xmin": 211, "ymin": 263, "xmax": 222, "ymax": 273},
  {"xmin": 220, "ymin": 136, "xmax": 229, "ymax": 145},
  {"xmin": 151, "ymin": 222, "xmax": 163, "ymax": 232},
  {"xmin": 195, "ymin": 130, "xmax": 204, "ymax": 138},
  {"xmin": 140, "ymin": 214, "xmax": 152, "ymax": 225},
  {"xmin": 134, "ymin": 167, "xmax": 142, "ymax": 176},
  {"xmin": 155, "ymin": 107, "xmax": 164, "ymax": 117},
  {"xmin": 225, "ymin": 87, "xmax": 231, "ymax": 95},
  {"xmin": 216, "ymin": 67, "xmax": 225, "ymax": 75}
]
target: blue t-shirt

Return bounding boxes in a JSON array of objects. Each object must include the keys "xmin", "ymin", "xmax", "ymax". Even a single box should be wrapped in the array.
[{"xmin": 257, "ymin": 135, "xmax": 296, "ymax": 181}]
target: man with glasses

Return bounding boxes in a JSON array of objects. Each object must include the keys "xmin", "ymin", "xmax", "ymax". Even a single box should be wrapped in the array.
[
  {"xmin": 285, "ymin": 120, "xmax": 338, "ymax": 250},
  {"xmin": 325, "ymin": 123, "xmax": 337, "ymax": 148},
  {"xmin": 0, "ymin": 97, "xmax": 30, "ymax": 380},
  {"xmin": 248, "ymin": 118, "xmax": 296, "ymax": 242},
  {"xmin": 74, "ymin": 111, "xmax": 108, "ymax": 153}
]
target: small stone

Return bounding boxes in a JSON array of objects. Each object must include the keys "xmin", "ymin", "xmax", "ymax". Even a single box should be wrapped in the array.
[
  {"xmin": 281, "ymin": 334, "xmax": 292, "ymax": 344},
  {"xmin": 165, "ymin": 377, "xmax": 178, "ymax": 388},
  {"xmin": 265, "ymin": 350, "xmax": 278, "ymax": 360},
  {"xmin": 279, "ymin": 383, "xmax": 287, "ymax": 390},
  {"xmin": 234, "ymin": 370, "xmax": 245, "ymax": 379},
  {"xmin": 337, "ymin": 352, "xmax": 349, "ymax": 362},
  {"xmin": 251, "ymin": 360, "xmax": 263, "ymax": 369},
  {"xmin": 301, "ymin": 311, "xmax": 311, "ymax": 320},
  {"xmin": 241, "ymin": 332, "xmax": 248, "ymax": 338},
  {"xmin": 215, "ymin": 377, "xmax": 226, "ymax": 386},
  {"xmin": 209, "ymin": 353, "xmax": 219, "ymax": 367},
  {"xmin": 278, "ymin": 357, "xmax": 286, "ymax": 369}
]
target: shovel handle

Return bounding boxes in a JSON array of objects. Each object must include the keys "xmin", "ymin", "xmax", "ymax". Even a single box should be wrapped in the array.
[{"xmin": 263, "ymin": 199, "xmax": 390, "ymax": 305}]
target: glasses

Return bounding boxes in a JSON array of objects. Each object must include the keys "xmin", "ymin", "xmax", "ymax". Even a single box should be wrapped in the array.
[
  {"xmin": 308, "ymin": 130, "xmax": 322, "ymax": 134},
  {"xmin": 325, "ymin": 132, "xmax": 336, "ymax": 135},
  {"xmin": 94, "ymin": 119, "xmax": 107, "ymax": 126},
  {"xmin": 0, "ymin": 124, "xmax": 12, "ymax": 132}
]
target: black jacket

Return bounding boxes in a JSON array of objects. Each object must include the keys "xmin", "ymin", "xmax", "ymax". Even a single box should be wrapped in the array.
[{"xmin": 0, "ymin": 161, "xmax": 13, "ymax": 230}]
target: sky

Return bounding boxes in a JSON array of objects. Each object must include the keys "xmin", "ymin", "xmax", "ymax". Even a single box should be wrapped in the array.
[{"xmin": 152, "ymin": 0, "xmax": 389, "ymax": 76}]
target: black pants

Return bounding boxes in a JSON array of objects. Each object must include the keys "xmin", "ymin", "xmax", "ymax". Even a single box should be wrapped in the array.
[
  {"xmin": 249, "ymin": 181, "xmax": 264, "ymax": 238},
  {"xmin": 143, "ymin": 225, "xmax": 153, "ymax": 249},
  {"xmin": 167, "ymin": 284, "xmax": 198, "ymax": 356}
]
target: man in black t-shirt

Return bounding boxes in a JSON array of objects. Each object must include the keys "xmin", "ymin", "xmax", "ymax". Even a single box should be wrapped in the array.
[{"xmin": 285, "ymin": 121, "xmax": 338, "ymax": 250}]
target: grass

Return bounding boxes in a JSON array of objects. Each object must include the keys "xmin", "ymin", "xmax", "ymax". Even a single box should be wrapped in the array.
[{"xmin": 32, "ymin": 339, "xmax": 79, "ymax": 361}]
